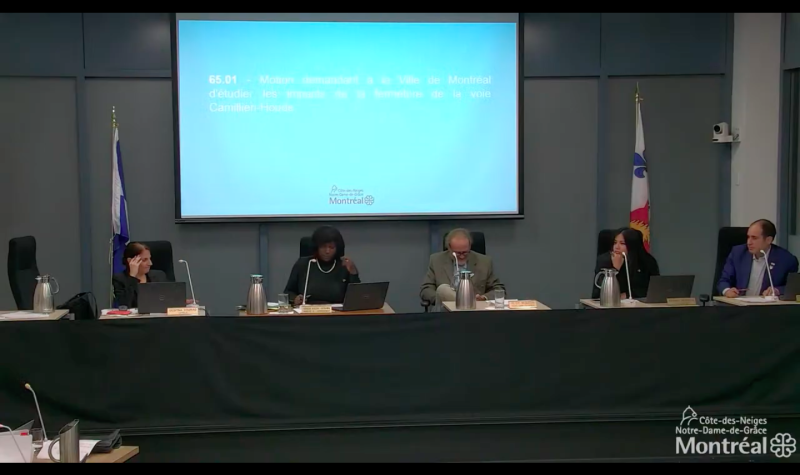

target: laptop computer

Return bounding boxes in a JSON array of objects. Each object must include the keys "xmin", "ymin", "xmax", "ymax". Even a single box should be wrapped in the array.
[
  {"xmin": 14, "ymin": 421, "xmax": 33, "ymax": 432},
  {"xmin": 336, "ymin": 282, "xmax": 390, "ymax": 311},
  {"xmin": 138, "ymin": 282, "xmax": 186, "ymax": 314},
  {"xmin": 638, "ymin": 275, "xmax": 695, "ymax": 303},
  {"xmin": 780, "ymin": 273, "xmax": 800, "ymax": 301}
]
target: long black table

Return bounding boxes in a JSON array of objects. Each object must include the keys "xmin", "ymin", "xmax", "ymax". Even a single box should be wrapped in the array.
[{"xmin": 1, "ymin": 305, "xmax": 799, "ymax": 462}]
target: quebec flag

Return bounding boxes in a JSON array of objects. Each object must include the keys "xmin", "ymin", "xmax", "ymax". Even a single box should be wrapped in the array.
[
  {"xmin": 110, "ymin": 120, "xmax": 130, "ymax": 278},
  {"xmin": 630, "ymin": 91, "xmax": 651, "ymax": 251}
]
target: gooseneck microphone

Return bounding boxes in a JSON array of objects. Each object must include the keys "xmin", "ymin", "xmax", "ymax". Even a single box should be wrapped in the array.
[
  {"xmin": 302, "ymin": 258, "xmax": 317, "ymax": 305},
  {"xmin": 178, "ymin": 259, "xmax": 198, "ymax": 307},
  {"xmin": 24, "ymin": 383, "xmax": 48, "ymax": 441},
  {"xmin": 452, "ymin": 252, "xmax": 462, "ymax": 287},
  {"xmin": 622, "ymin": 252, "xmax": 634, "ymax": 301},
  {"xmin": 761, "ymin": 250, "xmax": 777, "ymax": 300}
]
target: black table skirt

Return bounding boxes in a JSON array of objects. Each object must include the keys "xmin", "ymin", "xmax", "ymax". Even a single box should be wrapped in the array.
[{"xmin": 1, "ymin": 306, "xmax": 799, "ymax": 462}]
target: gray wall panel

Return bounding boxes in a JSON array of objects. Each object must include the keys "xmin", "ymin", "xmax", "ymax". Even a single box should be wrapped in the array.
[
  {"xmin": 0, "ymin": 78, "xmax": 82, "ymax": 309},
  {"xmin": 0, "ymin": 13, "xmax": 82, "ymax": 75},
  {"xmin": 523, "ymin": 13, "xmax": 601, "ymax": 77},
  {"xmin": 602, "ymin": 13, "xmax": 727, "ymax": 76},
  {"xmin": 785, "ymin": 13, "xmax": 800, "ymax": 69},
  {"xmin": 83, "ymin": 13, "xmax": 172, "ymax": 72}
]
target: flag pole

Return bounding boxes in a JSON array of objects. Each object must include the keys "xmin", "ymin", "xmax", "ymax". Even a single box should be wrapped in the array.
[
  {"xmin": 635, "ymin": 82, "xmax": 642, "ymax": 115},
  {"xmin": 109, "ymin": 106, "xmax": 117, "ymax": 307}
]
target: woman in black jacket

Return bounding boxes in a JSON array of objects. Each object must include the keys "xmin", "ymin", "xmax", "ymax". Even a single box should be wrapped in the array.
[
  {"xmin": 284, "ymin": 226, "xmax": 360, "ymax": 306},
  {"xmin": 112, "ymin": 242, "xmax": 168, "ymax": 308},
  {"xmin": 593, "ymin": 228, "xmax": 660, "ymax": 300}
]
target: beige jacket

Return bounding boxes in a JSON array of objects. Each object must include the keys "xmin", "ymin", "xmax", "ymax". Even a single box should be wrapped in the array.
[{"xmin": 420, "ymin": 251, "xmax": 505, "ymax": 303}]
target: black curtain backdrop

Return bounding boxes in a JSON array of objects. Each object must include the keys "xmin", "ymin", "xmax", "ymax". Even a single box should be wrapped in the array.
[{"xmin": 1, "ymin": 306, "xmax": 799, "ymax": 461}]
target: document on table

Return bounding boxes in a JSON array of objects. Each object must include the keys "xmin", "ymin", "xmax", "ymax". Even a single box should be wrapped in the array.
[
  {"xmin": 737, "ymin": 297, "xmax": 778, "ymax": 303},
  {"xmin": 0, "ymin": 312, "xmax": 52, "ymax": 319},
  {"xmin": 37, "ymin": 439, "xmax": 100, "ymax": 462}
]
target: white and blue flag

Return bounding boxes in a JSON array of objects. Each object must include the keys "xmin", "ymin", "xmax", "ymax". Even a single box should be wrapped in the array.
[{"xmin": 109, "ymin": 116, "xmax": 129, "ymax": 297}]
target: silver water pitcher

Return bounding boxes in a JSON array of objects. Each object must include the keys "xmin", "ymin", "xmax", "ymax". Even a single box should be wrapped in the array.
[
  {"xmin": 594, "ymin": 268, "xmax": 621, "ymax": 308},
  {"xmin": 33, "ymin": 275, "xmax": 59, "ymax": 313},
  {"xmin": 246, "ymin": 274, "xmax": 267, "ymax": 315},
  {"xmin": 455, "ymin": 269, "xmax": 477, "ymax": 310},
  {"xmin": 48, "ymin": 419, "xmax": 81, "ymax": 463}
]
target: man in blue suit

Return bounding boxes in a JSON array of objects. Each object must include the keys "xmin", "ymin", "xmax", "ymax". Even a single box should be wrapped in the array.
[{"xmin": 718, "ymin": 219, "xmax": 799, "ymax": 298}]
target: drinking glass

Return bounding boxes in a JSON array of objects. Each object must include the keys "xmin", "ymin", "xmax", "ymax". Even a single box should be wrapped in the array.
[
  {"xmin": 278, "ymin": 293, "xmax": 291, "ymax": 313},
  {"xmin": 30, "ymin": 428, "xmax": 44, "ymax": 454},
  {"xmin": 494, "ymin": 289, "xmax": 505, "ymax": 309}
]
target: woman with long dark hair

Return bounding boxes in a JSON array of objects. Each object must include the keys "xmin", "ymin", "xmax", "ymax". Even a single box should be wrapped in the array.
[
  {"xmin": 592, "ymin": 228, "xmax": 660, "ymax": 299},
  {"xmin": 284, "ymin": 226, "xmax": 360, "ymax": 305},
  {"xmin": 112, "ymin": 242, "xmax": 169, "ymax": 308}
]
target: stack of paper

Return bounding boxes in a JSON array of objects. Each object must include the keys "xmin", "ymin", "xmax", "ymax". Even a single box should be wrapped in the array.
[
  {"xmin": 0, "ymin": 312, "xmax": 52, "ymax": 320},
  {"xmin": 738, "ymin": 297, "xmax": 778, "ymax": 303}
]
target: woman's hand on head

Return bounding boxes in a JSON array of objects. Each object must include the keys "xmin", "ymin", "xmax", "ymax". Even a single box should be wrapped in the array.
[
  {"xmin": 611, "ymin": 251, "xmax": 624, "ymax": 270},
  {"xmin": 128, "ymin": 256, "xmax": 142, "ymax": 277}
]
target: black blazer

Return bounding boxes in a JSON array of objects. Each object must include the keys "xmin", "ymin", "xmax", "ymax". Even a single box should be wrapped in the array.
[
  {"xmin": 592, "ymin": 252, "xmax": 660, "ymax": 299},
  {"xmin": 284, "ymin": 256, "xmax": 360, "ymax": 304},
  {"xmin": 112, "ymin": 270, "xmax": 169, "ymax": 308}
]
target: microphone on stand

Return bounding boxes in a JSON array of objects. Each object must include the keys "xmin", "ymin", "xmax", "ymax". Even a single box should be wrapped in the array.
[
  {"xmin": 622, "ymin": 252, "xmax": 635, "ymax": 302},
  {"xmin": 761, "ymin": 250, "xmax": 778, "ymax": 300},
  {"xmin": 24, "ymin": 383, "xmax": 48, "ymax": 441},
  {"xmin": 452, "ymin": 252, "xmax": 462, "ymax": 288},
  {"xmin": 178, "ymin": 259, "xmax": 198, "ymax": 307},
  {"xmin": 302, "ymin": 258, "xmax": 317, "ymax": 305}
]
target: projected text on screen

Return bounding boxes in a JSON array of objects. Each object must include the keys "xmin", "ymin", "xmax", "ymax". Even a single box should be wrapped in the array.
[{"xmin": 175, "ymin": 18, "xmax": 519, "ymax": 220}]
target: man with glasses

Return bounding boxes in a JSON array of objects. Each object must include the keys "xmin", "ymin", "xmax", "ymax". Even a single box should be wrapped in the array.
[{"xmin": 420, "ymin": 228, "xmax": 505, "ymax": 308}]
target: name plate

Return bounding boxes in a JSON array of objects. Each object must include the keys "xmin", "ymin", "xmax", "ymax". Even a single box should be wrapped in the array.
[
  {"xmin": 666, "ymin": 298, "xmax": 697, "ymax": 307},
  {"xmin": 297, "ymin": 304, "xmax": 333, "ymax": 314},
  {"xmin": 167, "ymin": 307, "xmax": 202, "ymax": 316},
  {"xmin": 509, "ymin": 300, "xmax": 538, "ymax": 309}
]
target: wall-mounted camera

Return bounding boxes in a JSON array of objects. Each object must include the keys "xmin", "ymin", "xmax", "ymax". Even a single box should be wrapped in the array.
[{"xmin": 712, "ymin": 122, "xmax": 733, "ymax": 143}]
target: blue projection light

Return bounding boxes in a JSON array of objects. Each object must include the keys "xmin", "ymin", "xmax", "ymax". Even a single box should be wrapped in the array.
[{"xmin": 172, "ymin": 14, "xmax": 521, "ymax": 222}]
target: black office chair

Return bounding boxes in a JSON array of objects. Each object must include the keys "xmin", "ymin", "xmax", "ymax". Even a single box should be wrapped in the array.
[
  {"xmin": 141, "ymin": 240, "xmax": 176, "ymax": 282},
  {"xmin": 710, "ymin": 227, "xmax": 749, "ymax": 297},
  {"xmin": 299, "ymin": 236, "xmax": 345, "ymax": 257},
  {"xmin": 692, "ymin": 226, "xmax": 748, "ymax": 306},
  {"xmin": 422, "ymin": 231, "xmax": 486, "ymax": 312},
  {"xmin": 7, "ymin": 236, "xmax": 40, "ymax": 310},
  {"xmin": 300, "ymin": 236, "xmax": 314, "ymax": 257},
  {"xmin": 597, "ymin": 229, "xmax": 617, "ymax": 255}
]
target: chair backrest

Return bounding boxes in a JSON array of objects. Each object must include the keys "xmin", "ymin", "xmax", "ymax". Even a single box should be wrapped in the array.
[
  {"xmin": 442, "ymin": 231, "xmax": 486, "ymax": 255},
  {"xmin": 7, "ymin": 236, "xmax": 40, "ymax": 310},
  {"xmin": 712, "ymin": 227, "xmax": 748, "ymax": 296},
  {"xmin": 140, "ymin": 240, "xmax": 176, "ymax": 282},
  {"xmin": 300, "ymin": 236, "xmax": 314, "ymax": 257},
  {"xmin": 299, "ymin": 236, "xmax": 346, "ymax": 258},
  {"xmin": 597, "ymin": 229, "xmax": 617, "ymax": 255}
]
